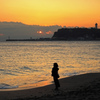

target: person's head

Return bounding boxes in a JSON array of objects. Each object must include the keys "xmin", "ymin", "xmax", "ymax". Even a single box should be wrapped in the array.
[{"xmin": 54, "ymin": 63, "xmax": 58, "ymax": 68}]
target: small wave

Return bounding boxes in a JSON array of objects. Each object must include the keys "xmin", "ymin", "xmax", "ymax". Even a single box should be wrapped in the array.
[
  {"xmin": 0, "ymin": 83, "xmax": 18, "ymax": 89},
  {"xmin": 38, "ymin": 80, "xmax": 46, "ymax": 82},
  {"xmin": 5, "ymin": 72, "xmax": 16, "ymax": 76},
  {"xmin": 0, "ymin": 69, "xmax": 5, "ymax": 71},
  {"xmin": 21, "ymin": 66, "xmax": 31, "ymax": 70},
  {"xmin": 34, "ymin": 79, "xmax": 46, "ymax": 84},
  {"xmin": 66, "ymin": 66, "xmax": 75, "ymax": 68},
  {"xmin": 63, "ymin": 72, "xmax": 79, "ymax": 76}
]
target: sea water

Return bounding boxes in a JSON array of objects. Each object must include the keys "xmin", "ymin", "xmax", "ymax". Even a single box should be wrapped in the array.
[{"xmin": 0, "ymin": 41, "xmax": 100, "ymax": 89}]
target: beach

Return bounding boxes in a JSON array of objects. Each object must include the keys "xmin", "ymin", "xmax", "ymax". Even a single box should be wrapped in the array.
[{"xmin": 0, "ymin": 73, "xmax": 100, "ymax": 100}]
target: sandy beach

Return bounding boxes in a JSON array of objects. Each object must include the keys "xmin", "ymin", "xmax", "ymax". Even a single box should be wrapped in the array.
[{"xmin": 0, "ymin": 73, "xmax": 100, "ymax": 100}]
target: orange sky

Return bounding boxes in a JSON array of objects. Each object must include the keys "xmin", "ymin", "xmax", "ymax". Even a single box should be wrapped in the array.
[{"xmin": 0, "ymin": 0, "xmax": 100, "ymax": 27}]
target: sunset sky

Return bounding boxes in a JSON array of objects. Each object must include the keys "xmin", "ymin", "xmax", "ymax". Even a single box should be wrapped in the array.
[{"xmin": 0, "ymin": 0, "xmax": 100, "ymax": 27}]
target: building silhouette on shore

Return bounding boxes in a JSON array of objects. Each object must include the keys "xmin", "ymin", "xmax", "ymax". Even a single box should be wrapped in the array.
[{"xmin": 95, "ymin": 23, "xmax": 98, "ymax": 29}]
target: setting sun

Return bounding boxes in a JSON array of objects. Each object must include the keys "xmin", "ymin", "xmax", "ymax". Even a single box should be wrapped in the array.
[{"xmin": 37, "ymin": 31, "xmax": 43, "ymax": 34}]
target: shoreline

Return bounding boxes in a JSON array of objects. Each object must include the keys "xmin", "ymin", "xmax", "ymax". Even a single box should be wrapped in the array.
[
  {"xmin": 0, "ymin": 80, "xmax": 53, "ymax": 91},
  {"xmin": 0, "ymin": 73, "xmax": 100, "ymax": 100}
]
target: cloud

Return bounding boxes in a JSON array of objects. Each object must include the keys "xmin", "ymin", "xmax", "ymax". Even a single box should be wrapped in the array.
[
  {"xmin": 46, "ymin": 31, "xmax": 53, "ymax": 34},
  {"xmin": 0, "ymin": 34, "xmax": 4, "ymax": 36},
  {"xmin": 0, "ymin": 22, "xmax": 63, "ymax": 41}
]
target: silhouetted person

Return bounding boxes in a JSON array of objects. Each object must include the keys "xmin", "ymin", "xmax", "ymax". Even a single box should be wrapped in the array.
[{"xmin": 52, "ymin": 63, "xmax": 60, "ymax": 90}]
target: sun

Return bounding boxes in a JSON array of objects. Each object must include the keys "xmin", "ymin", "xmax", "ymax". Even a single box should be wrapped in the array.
[{"xmin": 37, "ymin": 31, "xmax": 43, "ymax": 34}]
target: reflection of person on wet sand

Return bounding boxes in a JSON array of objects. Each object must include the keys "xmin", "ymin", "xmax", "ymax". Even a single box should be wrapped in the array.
[{"xmin": 51, "ymin": 63, "xmax": 60, "ymax": 90}]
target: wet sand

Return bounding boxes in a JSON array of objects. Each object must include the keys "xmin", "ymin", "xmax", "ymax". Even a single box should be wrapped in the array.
[{"xmin": 0, "ymin": 73, "xmax": 100, "ymax": 100}]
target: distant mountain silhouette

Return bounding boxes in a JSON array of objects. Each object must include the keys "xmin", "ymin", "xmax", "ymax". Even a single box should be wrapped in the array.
[{"xmin": 52, "ymin": 28, "xmax": 100, "ymax": 40}]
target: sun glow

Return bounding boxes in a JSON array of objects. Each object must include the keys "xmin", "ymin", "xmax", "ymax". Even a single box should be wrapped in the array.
[
  {"xmin": 0, "ymin": 0, "xmax": 100, "ymax": 27},
  {"xmin": 37, "ymin": 31, "xmax": 43, "ymax": 34}
]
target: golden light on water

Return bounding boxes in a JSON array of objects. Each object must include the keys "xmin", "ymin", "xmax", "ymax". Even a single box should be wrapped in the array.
[{"xmin": 0, "ymin": 41, "xmax": 100, "ymax": 90}]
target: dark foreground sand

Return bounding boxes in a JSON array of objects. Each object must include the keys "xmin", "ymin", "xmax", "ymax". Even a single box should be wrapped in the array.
[{"xmin": 0, "ymin": 73, "xmax": 100, "ymax": 100}]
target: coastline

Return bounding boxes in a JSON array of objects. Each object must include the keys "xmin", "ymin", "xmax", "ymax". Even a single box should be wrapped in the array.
[{"xmin": 0, "ymin": 73, "xmax": 100, "ymax": 100}]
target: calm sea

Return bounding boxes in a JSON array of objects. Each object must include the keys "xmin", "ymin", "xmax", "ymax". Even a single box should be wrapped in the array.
[{"xmin": 0, "ymin": 41, "xmax": 100, "ymax": 89}]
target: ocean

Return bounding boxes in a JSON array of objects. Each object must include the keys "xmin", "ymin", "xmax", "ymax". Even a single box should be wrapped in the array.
[{"xmin": 0, "ymin": 41, "xmax": 100, "ymax": 89}]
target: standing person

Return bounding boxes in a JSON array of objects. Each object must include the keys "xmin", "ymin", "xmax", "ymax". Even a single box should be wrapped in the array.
[{"xmin": 52, "ymin": 63, "xmax": 60, "ymax": 90}]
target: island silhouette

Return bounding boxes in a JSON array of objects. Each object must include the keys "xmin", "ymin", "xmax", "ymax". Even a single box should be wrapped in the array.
[{"xmin": 52, "ymin": 23, "xmax": 100, "ymax": 41}]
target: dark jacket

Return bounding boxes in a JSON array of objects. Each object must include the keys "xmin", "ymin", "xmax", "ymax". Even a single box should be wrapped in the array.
[{"xmin": 52, "ymin": 67, "xmax": 59, "ymax": 78}]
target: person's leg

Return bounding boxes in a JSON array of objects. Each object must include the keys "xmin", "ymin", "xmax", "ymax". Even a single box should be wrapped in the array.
[{"xmin": 54, "ymin": 77, "xmax": 60, "ymax": 90}]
